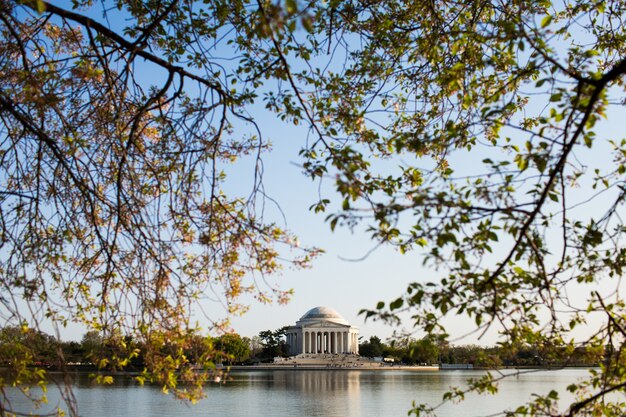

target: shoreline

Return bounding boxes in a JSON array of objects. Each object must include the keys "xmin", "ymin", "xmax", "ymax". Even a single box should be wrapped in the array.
[
  {"xmin": 229, "ymin": 364, "xmax": 440, "ymax": 371},
  {"xmin": 2, "ymin": 364, "xmax": 597, "ymax": 375}
]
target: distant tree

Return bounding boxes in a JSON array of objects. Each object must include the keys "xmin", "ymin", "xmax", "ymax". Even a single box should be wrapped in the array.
[
  {"xmin": 445, "ymin": 345, "xmax": 483, "ymax": 365},
  {"xmin": 0, "ymin": 326, "xmax": 59, "ymax": 366},
  {"xmin": 359, "ymin": 336, "xmax": 385, "ymax": 358},
  {"xmin": 215, "ymin": 333, "xmax": 250, "ymax": 365},
  {"xmin": 182, "ymin": 335, "xmax": 214, "ymax": 366},
  {"xmin": 403, "ymin": 338, "xmax": 439, "ymax": 365},
  {"xmin": 570, "ymin": 345, "xmax": 604, "ymax": 367},
  {"xmin": 80, "ymin": 331, "xmax": 103, "ymax": 363},
  {"xmin": 258, "ymin": 327, "xmax": 288, "ymax": 359},
  {"xmin": 59, "ymin": 340, "xmax": 85, "ymax": 364},
  {"xmin": 248, "ymin": 335, "xmax": 264, "ymax": 359},
  {"xmin": 476, "ymin": 346, "xmax": 503, "ymax": 368}
]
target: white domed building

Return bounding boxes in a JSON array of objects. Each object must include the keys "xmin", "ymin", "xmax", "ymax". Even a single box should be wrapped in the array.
[{"xmin": 285, "ymin": 306, "xmax": 359, "ymax": 355}]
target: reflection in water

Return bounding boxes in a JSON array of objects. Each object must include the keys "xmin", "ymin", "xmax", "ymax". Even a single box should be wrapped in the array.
[
  {"xmin": 216, "ymin": 371, "xmax": 362, "ymax": 417},
  {"xmin": 249, "ymin": 370, "xmax": 361, "ymax": 392},
  {"xmin": 3, "ymin": 369, "xmax": 599, "ymax": 417}
]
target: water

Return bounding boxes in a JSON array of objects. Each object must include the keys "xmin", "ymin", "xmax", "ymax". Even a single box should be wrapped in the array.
[{"xmin": 4, "ymin": 368, "xmax": 606, "ymax": 416}]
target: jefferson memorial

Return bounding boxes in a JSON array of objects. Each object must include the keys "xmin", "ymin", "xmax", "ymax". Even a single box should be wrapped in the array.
[{"xmin": 285, "ymin": 306, "xmax": 359, "ymax": 355}]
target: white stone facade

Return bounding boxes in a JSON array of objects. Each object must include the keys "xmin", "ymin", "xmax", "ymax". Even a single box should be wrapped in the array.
[{"xmin": 285, "ymin": 306, "xmax": 359, "ymax": 355}]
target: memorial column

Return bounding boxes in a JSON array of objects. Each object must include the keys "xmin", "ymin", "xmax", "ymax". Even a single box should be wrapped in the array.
[{"xmin": 287, "ymin": 333, "xmax": 291, "ymax": 354}]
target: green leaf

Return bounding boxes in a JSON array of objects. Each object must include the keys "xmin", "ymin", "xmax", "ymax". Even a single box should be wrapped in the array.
[
  {"xmin": 285, "ymin": 0, "xmax": 297, "ymax": 14},
  {"xmin": 329, "ymin": 217, "xmax": 338, "ymax": 231},
  {"xmin": 549, "ymin": 92, "xmax": 562, "ymax": 102},
  {"xmin": 389, "ymin": 298, "xmax": 404, "ymax": 310},
  {"xmin": 541, "ymin": 15, "xmax": 553, "ymax": 28},
  {"xmin": 515, "ymin": 154, "xmax": 528, "ymax": 171},
  {"xmin": 35, "ymin": 0, "xmax": 46, "ymax": 13},
  {"xmin": 534, "ymin": 155, "xmax": 547, "ymax": 173}
]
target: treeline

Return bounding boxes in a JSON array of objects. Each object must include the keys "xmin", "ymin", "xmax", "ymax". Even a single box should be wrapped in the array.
[
  {"xmin": 0, "ymin": 326, "xmax": 290, "ymax": 371},
  {"xmin": 358, "ymin": 336, "xmax": 606, "ymax": 367},
  {"xmin": 1, "ymin": 326, "xmax": 606, "ymax": 371}
]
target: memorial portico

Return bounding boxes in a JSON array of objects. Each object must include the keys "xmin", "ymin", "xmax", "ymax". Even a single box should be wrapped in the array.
[{"xmin": 285, "ymin": 306, "xmax": 359, "ymax": 355}]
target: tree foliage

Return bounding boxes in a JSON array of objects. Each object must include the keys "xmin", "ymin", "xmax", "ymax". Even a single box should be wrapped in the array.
[
  {"xmin": 214, "ymin": 333, "xmax": 251, "ymax": 364},
  {"xmin": 231, "ymin": 0, "xmax": 625, "ymax": 415},
  {"xmin": 359, "ymin": 335, "xmax": 441, "ymax": 364},
  {"xmin": 2, "ymin": 0, "xmax": 626, "ymax": 416},
  {"xmin": 358, "ymin": 335, "xmax": 385, "ymax": 358},
  {"xmin": 0, "ymin": 0, "xmax": 319, "ymax": 413},
  {"xmin": 257, "ymin": 326, "xmax": 288, "ymax": 359},
  {"xmin": 290, "ymin": 1, "xmax": 626, "ymax": 415}
]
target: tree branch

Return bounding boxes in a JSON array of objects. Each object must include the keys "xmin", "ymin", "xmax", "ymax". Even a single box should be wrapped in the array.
[
  {"xmin": 20, "ymin": 0, "xmax": 226, "ymax": 98},
  {"xmin": 565, "ymin": 381, "xmax": 626, "ymax": 417}
]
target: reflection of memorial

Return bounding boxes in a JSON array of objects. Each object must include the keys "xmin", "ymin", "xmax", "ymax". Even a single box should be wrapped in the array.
[
  {"xmin": 286, "ymin": 370, "xmax": 361, "ymax": 393},
  {"xmin": 255, "ymin": 370, "xmax": 362, "ymax": 417},
  {"xmin": 285, "ymin": 307, "xmax": 359, "ymax": 355}
]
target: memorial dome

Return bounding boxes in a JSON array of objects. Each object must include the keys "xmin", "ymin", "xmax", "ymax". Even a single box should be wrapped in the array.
[
  {"xmin": 296, "ymin": 306, "xmax": 349, "ymax": 326},
  {"xmin": 286, "ymin": 306, "xmax": 359, "ymax": 355}
]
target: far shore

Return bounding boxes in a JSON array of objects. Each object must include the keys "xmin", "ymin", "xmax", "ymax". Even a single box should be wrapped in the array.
[
  {"xmin": 229, "ymin": 364, "xmax": 440, "ymax": 371},
  {"xmin": 2, "ymin": 364, "xmax": 597, "ymax": 376}
]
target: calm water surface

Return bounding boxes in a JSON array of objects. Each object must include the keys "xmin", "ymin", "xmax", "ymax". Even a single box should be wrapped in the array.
[{"xmin": 6, "ymin": 368, "xmax": 602, "ymax": 416}]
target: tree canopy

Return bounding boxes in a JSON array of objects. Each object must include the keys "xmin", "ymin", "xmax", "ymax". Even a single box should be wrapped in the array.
[
  {"xmin": 257, "ymin": 326, "xmax": 289, "ymax": 359},
  {"xmin": 300, "ymin": 1, "xmax": 626, "ymax": 415},
  {"xmin": 2, "ymin": 0, "xmax": 626, "ymax": 416},
  {"xmin": 0, "ymin": 0, "xmax": 319, "ymax": 410}
]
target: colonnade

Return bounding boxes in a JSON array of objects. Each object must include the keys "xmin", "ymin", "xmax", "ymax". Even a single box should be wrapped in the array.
[{"xmin": 286, "ymin": 329, "xmax": 358, "ymax": 355}]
